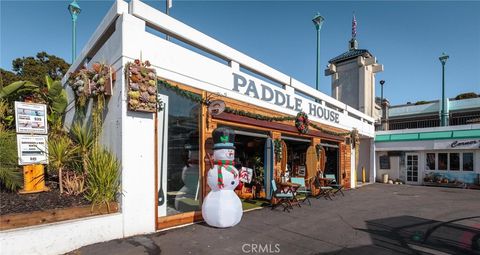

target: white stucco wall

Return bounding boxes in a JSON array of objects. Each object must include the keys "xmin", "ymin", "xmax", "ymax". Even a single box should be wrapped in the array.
[
  {"xmin": 358, "ymin": 138, "xmax": 372, "ymax": 182},
  {"xmin": 375, "ymin": 152, "xmax": 400, "ymax": 182},
  {"xmin": 0, "ymin": 214, "xmax": 123, "ymax": 255}
]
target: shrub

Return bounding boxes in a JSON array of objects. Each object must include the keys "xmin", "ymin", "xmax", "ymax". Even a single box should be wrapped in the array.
[
  {"xmin": 0, "ymin": 129, "xmax": 22, "ymax": 191},
  {"xmin": 48, "ymin": 135, "xmax": 78, "ymax": 193},
  {"xmin": 455, "ymin": 92, "xmax": 478, "ymax": 100},
  {"xmin": 63, "ymin": 171, "xmax": 85, "ymax": 196},
  {"xmin": 85, "ymin": 148, "xmax": 120, "ymax": 212}
]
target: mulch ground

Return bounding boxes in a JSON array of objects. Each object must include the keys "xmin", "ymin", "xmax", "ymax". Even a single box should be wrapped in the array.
[{"xmin": 0, "ymin": 183, "xmax": 90, "ymax": 215}]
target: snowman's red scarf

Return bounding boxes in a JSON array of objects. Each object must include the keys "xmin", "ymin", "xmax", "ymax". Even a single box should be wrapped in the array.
[{"xmin": 216, "ymin": 160, "xmax": 237, "ymax": 189}]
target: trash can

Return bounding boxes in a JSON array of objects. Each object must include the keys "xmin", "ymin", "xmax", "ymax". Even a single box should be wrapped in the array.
[{"xmin": 382, "ymin": 173, "xmax": 389, "ymax": 184}]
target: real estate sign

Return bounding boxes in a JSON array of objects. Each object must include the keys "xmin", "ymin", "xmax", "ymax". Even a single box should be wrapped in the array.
[
  {"xmin": 16, "ymin": 134, "xmax": 48, "ymax": 165},
  {"xmin": 14, "ymin": 101, "xmax": 48, "ymax": 134}
]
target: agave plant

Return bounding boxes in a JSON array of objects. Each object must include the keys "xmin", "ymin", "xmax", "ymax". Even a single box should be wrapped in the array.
[
  {"xmin": 48, "ymin": 135, "xmax": 78, "ymax": 193},
  {"xmin": 85, "ymin": 148, "xmax": 121, "ymax": 212},
  {"xmin": 70, "ymin": 122, "xmax": 94, "ymax": 174}
]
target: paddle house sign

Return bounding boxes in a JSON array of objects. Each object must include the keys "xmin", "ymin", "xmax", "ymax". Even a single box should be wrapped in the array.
[{"xmin": 232, "ymin": 73, "xmax": 340, "ymax": 124}]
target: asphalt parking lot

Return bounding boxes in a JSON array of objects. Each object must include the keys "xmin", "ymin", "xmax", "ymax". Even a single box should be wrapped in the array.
[{"xmin": 69, "ymin": 184, "xmax": 480, "ymax": 255}]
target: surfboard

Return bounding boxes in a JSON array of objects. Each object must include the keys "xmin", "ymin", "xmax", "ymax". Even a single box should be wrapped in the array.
[
  {"xmin": 264, "ymin": 137, "xmax": 275, "ymax": 200},
  {"xmin": 306, "ymin": 145, "xmax": 318, "ymax": 180},
  {"xmin": 280, "ymin": 140, "xmax": 287, "ymax": 175}
]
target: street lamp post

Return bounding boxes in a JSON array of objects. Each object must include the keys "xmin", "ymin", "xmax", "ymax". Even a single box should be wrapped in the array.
[
  {"xmin": 379, "ymin": 80, "xmax": 386, "ymax": 130},
  {"xmin": 380, "ymin": 80, "xmax": 385, "ymax": 106},
  {"xmin": 312, "ymin": 13, "xmax": 325, "ymax": 92},
  {"xmin": 68, "ymin": 0, "xmax": 81, "ymax": 63},
  {"xmin": 439, "ymin": 53, "xmax": 449, "ymax": 126}
]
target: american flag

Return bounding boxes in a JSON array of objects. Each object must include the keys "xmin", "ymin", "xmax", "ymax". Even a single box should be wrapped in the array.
[{"xmin": 352, "ymin": 14, "xmax": 357, "ymax": 38}]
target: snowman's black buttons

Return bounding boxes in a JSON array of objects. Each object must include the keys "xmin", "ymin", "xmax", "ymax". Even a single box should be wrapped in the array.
[{"xmin": 231, "ymin": 181, "xmax": 235, "ymax": 185}]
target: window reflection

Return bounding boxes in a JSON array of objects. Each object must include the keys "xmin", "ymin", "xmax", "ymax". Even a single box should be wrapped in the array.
[
  {"xmin": 162, "ymin": 89, "xmax": 201, "ymax": 216},
  {"xmin": 426, "ymin": 153, "xmax": 435, "ymax": 170},
  {"xmin": 463, "ymin": 153, "xmax": 474, "ymax": 171},
  {"xmin": 438, "ymin": 153, "xmax": 448, "ymax": 170},
  {"xmin": 449, "ymin": 153, "xmax": 459, "ymax": 171}
]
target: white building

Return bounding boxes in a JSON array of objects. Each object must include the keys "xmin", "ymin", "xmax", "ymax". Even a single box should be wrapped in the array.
[{"xmin": 1, "ymin": 1, "xmax": 376, "ymax": 254}]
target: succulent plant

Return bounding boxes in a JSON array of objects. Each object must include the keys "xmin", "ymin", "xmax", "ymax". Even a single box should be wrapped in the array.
[
  {"xmin": 129, "ymin": 91, "xmax": 140, "ymax": 99},
  {"xmin": 92, "ymin": 63, "xmax": 101, "ymax": 72},
  {"xmin": 140, "ymin": 92, "xmax": 149, "ymax": 102},
  {"xmin": 129, "ymin": 99, "xmax": 139, "ymax": 107},
  {"xmin": 130, "ymin": 83, "xmax": 139, "ymax": 91},
  {"xmin": 130, "ymin": 66, "xmax": 139, "ymax": 75},
  {"xmin": 147, "ymin": 86, "xmax": 156, "ymax": 95},
  {"xmin": 148, "ymin": 80, "xmax": 156, "ymax": 86},
  {"xmin": 140, "ymin": 67, "xmax": 148, "ymax": 77},
  {"xmin": 140, "ymin": 84, "xmax": 147, "ymax": 92},
  {"xmin": 149, "ymin": 95, "xmax": 156, "ymax": 103},
  {"xmin": 148, "ymin": 72, "xmax": 155, "ymax": 79},
  {"xmin": 131, "ymin": 75, "xmax": 140, "ymax": 83}
]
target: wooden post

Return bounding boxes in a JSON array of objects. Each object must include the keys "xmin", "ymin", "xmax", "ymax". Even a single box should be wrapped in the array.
[{"xmin": 19, "ymin": 164, "xmax": 48, "ymax": 194}]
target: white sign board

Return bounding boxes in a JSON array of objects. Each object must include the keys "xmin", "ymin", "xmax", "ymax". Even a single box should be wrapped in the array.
[
  {"xmin": 14, "ymin": 101, "xmax": 48, "ymax": 134},
  {"xmin": 16, "ymin": 134, "xmax": 48, "ymax": 165},
  {"xmin": 434, "ymin": 139, "xmax": 480, "ymax": 150}
]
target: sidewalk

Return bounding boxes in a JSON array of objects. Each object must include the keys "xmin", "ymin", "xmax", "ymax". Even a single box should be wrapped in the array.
[{"xmin": 68, "ymin": 184, "xmax": 480, "ymax": 255}]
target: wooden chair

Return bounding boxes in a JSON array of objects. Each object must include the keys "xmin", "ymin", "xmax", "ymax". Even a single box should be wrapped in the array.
[
  {"xmin": 290, "ymin": 177, "xmax": 312, "ymax": 206},
  {"xmin": 271, "ymin": 180, "xmax": 294, "ymax": 212},
  {"xmin": 325, "ymin": 174, "xmax": 345, "ymax": 197}
]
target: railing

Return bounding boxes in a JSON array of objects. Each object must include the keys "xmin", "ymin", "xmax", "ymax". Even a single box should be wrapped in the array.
[
  {"xmin": 129, "ymin": 0, "xmax": 374, "ymax": 126},
  {"xmin": 64, "ymin": 0, "xmax": 375, "ymax": 136}
]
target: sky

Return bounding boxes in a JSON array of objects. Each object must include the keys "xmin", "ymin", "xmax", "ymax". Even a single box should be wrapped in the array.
[{"xmin": 1, "ymin": 0, "xmax": 479, "ymax": 105}]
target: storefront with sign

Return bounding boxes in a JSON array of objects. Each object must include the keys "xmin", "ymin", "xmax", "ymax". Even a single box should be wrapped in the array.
[
  {"xmin": 375, "ymin": 125, "xmax": 480, "ymax": 187},
  {"xmin": 0, "ymin": 2, "xmax": 377, "ymax": 254},
  {"xmin": 122, "ymin": 1, "xmax": 375, "ymax": 230},
  {"xmin": 155, "ymin": 75, "xmax": 360, "ymax": 228}
]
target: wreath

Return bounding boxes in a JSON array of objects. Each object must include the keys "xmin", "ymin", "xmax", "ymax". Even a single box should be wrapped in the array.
[
  {"xmin": 274, "ymin": 139, "xmax": 283, "ymax": 162},
  {"xmin": 295, "ymin": 111, "xmax": 309, "ymax": 134}
]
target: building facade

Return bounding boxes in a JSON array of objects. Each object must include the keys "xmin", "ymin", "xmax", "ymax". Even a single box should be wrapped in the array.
[
  {"xmin": 375, "ymin": 125, "xmax": 480, "ymax": 186},
  {"xmin": 1, "ymin": 1, "xmax": 376, "ymax": 254}
]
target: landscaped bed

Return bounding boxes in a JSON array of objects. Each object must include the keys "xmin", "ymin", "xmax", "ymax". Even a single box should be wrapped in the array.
[
  {"xmin": 0, "ymin": 183, "xmax": 89, "ymax": 215},
  {"xmin": 0, "ymin": 62, "xmax": 121, "ymax": 231}
]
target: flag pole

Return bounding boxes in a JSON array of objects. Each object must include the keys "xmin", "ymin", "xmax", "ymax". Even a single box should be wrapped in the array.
[{"xmin": 165, "ymin": 0, "xmax": 171, "ymax": 41}]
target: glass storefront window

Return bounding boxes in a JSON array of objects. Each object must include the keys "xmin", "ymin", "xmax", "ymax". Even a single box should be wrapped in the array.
[
  {"xmin": 463, "ymin": 153, "xmax": 474, "ymax": 171},
  {"xmin": 438, "ymin": 153, "xmax": 448, "ymax": 170},
  {"xmin": 449, "ymin": 153, "xmax": 460, "ymax": 171},
  {"xmin": 426, "ymin": 153, "xmax": 435, "ymax": 170},
  {"xmin": 162, "ymin": 89, "xmax": 201, "ymax": 216}
]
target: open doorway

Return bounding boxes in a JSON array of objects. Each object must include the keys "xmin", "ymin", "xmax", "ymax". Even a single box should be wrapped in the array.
[
  {"xmin": 323, "ymin": 142, "xmax": 340, "ymax": 182},
  {"xmin": 215, "ymin": 127, "xmax": 270, "ymax": 209},
  {"xmin": 282, "ymin": 136, "xmax": 310, "ymax": 178}
]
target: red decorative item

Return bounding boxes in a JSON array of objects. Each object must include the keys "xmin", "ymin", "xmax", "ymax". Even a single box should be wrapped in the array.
[{"xmin": 295, "ymin": 111, "xmax": 309, "ymax": 134}]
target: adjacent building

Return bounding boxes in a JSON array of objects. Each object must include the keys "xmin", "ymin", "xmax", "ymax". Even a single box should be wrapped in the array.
[{"xmin": 374, "ymin": 98, "xmax": 480, "ymax": 186}]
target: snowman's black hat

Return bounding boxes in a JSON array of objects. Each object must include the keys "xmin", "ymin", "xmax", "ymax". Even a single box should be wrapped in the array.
[{"xmin": 212, "ymin": 127, "xmax": 235, "ymax": 150}]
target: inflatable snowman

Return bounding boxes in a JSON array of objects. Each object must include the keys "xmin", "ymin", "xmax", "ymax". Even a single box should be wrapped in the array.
[{"xmin": 202, "ymin": 127, "xmax": 243, "ymax": 228}]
